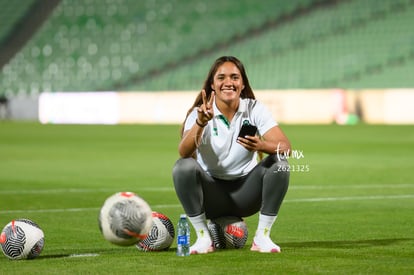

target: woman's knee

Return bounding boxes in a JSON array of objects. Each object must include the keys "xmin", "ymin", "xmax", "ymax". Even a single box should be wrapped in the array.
[
  {"xmin": 260, "ymin": 153, "xmax": 288, "ymax": 168},
  {"xmin": 268, "ymin": 159, "xmax": 290, "ymax": 189},
  {"xmin": 173, "ymin": 158, "xmax": 197, "ymax": 192},
  {"xmin": 274, "ymin": 158, "xmax": 290, "ymax": 173},
  {"xmin": 172, "ymin": 158, "xmax": 198, "ymax": 179}
]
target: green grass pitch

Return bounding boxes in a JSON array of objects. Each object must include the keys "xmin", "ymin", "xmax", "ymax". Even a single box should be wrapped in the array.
[{"xmin": 0, "ymin": 122, "xmax": 413, "ymax": 274}]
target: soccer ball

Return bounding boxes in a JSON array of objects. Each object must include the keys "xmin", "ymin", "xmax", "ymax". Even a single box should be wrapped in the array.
[
  {"xmin": 208, "ymin": 216, "xmax": 248, "ymax": 249},
  {"xmin": 136, "ymin": 211, "xmax": 175, "ymax": 251},
  {"xmin": 99, "ymin": 192, "xmax": 153, "ymax": 246},
  {"xmin": 0, "ymin": 219, "xmax": 45, "ymax": 260}
]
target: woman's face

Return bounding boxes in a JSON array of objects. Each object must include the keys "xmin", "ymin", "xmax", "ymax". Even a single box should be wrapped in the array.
[{"xmin": 211, "ymin": 61, "xmax": 245, "ymax": 105}]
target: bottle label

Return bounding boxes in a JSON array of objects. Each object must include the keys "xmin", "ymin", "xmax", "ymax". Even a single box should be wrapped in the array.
[{"xmin": 177, "ymin": 235, "xmax": 189, "ymax": 245}]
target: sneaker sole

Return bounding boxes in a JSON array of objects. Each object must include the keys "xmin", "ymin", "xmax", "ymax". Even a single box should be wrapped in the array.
[
  {"xmin": 250, "ymin": 242, "xmax": 281, "ymax": 253},
  {"xmin": 190, "ymin": 246, "xmax": 214, "ymax": 254}
]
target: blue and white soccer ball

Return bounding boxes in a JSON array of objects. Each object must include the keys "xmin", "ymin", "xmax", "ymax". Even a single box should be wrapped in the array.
[
  {"xmin": 136, "ymin": 211, "xmax": 175, "ymax": 251},
  {"xmin": 99, "ymin": 192, "xmax": 153, "ymax": 246},
  {"xmin": 0, "ymin": 219, "xmax": 45, "ymax": 260}
]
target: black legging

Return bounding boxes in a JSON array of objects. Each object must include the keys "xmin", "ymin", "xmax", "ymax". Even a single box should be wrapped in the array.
[{"xmin": 172, "ymin": 154, "xmax": 290, "ymax": 219}]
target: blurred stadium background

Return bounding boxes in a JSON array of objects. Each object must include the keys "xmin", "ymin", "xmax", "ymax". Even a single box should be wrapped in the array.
[{"xmin": 0, "ymin": 0, "xmax": 413, "ymax": 124}]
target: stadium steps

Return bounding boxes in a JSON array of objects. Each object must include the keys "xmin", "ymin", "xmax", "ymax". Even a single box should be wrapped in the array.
[
  {"xmin": 0, "ymin": 0, "xmax": 36, "ymax": 44},
  {"xmin": 0, "ymin": 0, "xmax": 61, "ymax": 69}
]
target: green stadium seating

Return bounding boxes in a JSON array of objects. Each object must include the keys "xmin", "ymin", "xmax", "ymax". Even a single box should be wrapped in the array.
[
  {"xmin": 0, "ymin": 0, "xmax": 313, "ymax": 96},
  {"xmin": 130, "ymin": 0, "xmax": 414, "ymax": 90},
  {"xmin": 0, "ymin": 0, "xmax": 413, "ymax": 95}
]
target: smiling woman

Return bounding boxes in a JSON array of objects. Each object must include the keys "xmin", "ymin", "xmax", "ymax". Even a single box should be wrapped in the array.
[
  {"xmin": 173, "ymin": 56, "xmax": 291, "ymax": 254},
  {"xmin": 210, "ymin": 61, "xmax": 245, "ymax": 111}
]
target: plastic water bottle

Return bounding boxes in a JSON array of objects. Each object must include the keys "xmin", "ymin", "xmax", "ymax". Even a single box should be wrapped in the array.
[{"xmin": 176, "ymin": 214, "xmax": 190, "ymax": 256}]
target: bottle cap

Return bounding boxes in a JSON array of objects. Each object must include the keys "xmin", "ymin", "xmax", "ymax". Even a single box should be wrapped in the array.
[{"xmin": 180, "ymin": 214, "xmax": 187, "ymax": 218}]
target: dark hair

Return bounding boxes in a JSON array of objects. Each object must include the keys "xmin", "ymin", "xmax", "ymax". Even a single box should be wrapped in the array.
[{"xmin": 180, "ymin": 56, "xmax": 256, "ymax": 136}]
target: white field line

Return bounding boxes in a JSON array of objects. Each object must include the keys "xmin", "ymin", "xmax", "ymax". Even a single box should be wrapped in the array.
[
  {"xmin": 0, "ymin": 187, "xmax": 173, "ymax": 195},
  {"xmin": 0, "ymin": 194, "xmax": 413, "ymax": 214},
  {"xmin": 290, "ymin": 184, "xmax": 414, "ymax": 190},
  {"xmin": 286, "ymin": 194, "xmax": 414, "ymax": 202},
  {"xmin": 68, "ymin": 253, "xmax": 99, "ymax": 258},
  {"xmin": 0, "ymin": 184, "xmax": 413, "ymax": 195}
]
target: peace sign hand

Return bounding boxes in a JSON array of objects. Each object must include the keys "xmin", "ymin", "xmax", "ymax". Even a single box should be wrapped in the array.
[{"xmin": 197, "ymin": 90, "xmax": 215, "ymax": 125}]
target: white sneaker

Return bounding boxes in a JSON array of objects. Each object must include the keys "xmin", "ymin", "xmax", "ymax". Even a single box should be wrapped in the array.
[
  {"xmin": 190, "ymin": 230, "xmax": 214, "ymax": 254},
  {"xmin": 250, "ymin": 230, "xmax": 281, "ymax": 253}
]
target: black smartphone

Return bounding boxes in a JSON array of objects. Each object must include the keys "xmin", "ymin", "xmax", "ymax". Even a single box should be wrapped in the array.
[{"xmin": 238, "ymin": 124, "xmax": 257, "ymax": 138}]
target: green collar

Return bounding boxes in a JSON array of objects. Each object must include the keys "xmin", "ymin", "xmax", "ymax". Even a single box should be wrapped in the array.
[{"xmin": 217, "ymin": 114, "xmax": 230, "ymax": 129}]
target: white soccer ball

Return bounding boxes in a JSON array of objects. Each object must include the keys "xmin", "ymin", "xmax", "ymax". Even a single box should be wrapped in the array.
[
  {"xmin": 136, "ymin": 211, "xmax": 175, "ymax": 252},
  {"xmin": 208, "ymin": 216, "xmax": 248, "ymax": 249},
  {"xmin": 0, "ymin": 219, "xmax": 45, "ymax": 260},
  {"xmin": 99, "ymin": 192, "xmax": 153, "ymax": 246}
]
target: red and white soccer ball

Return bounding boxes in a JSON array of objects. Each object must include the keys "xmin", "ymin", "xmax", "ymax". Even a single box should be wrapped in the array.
[
  {"xmin": 208, "ymin": 216, "xmax": 248, "ymax": 249},
  {"xmin": 99, "ymin": 192, "xmax": 153, "ymax": 246},
  {"xmin": 136, "ymin": 211, "xmax": 175, "ymax": 251},
  {"xmin": 0, "ymin": 219, "xmax": 45, "ymax": 260}
]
